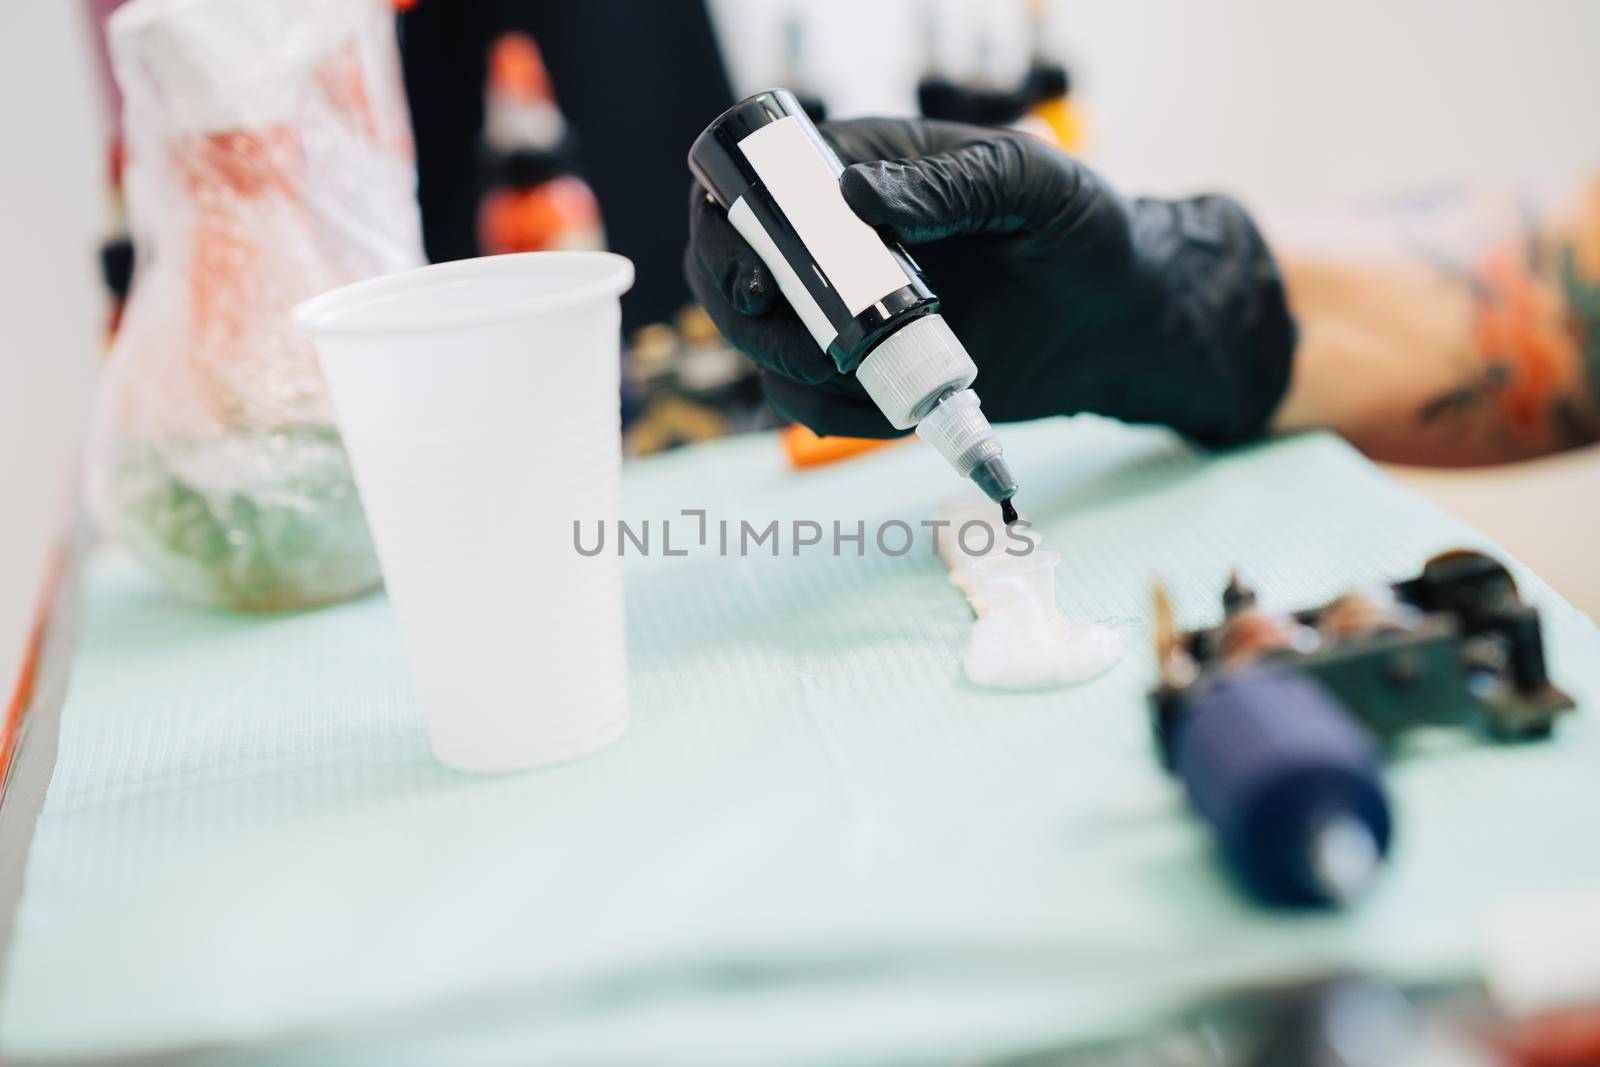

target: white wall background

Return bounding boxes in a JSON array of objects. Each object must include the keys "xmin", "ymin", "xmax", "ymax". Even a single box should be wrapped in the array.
[
  {"xmin": 3, "ymin": 1, "xmax": 1599, "ymax": 688},
  {"xmin": 0, "ymin": 3, "xmax": 102, "ymax": 698},
  {"xmin": 709, "ymin": 0, "xmax": 1600, "ymax": 210}
]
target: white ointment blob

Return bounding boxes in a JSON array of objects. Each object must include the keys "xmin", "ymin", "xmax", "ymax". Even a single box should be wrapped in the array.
[{"xmin": 936, "ymin": 501, "xmax": 1122, "ymax": 690}]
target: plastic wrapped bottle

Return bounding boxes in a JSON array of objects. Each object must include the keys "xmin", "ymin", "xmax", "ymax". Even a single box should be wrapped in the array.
[{"xmin": 87, "ymin": 0, "xmax": 424, "ymax": 610}]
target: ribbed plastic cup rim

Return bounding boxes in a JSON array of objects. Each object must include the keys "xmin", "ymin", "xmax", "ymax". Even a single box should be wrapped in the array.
[{"xmin": 293, "ymin": 252, "xmax": 635, "ymax": 338}]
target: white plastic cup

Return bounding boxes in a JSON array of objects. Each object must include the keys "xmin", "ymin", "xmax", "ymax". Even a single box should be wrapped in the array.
[{"xmin": 294, "ymin": 252, "xmax": 634, "ymax": 773}]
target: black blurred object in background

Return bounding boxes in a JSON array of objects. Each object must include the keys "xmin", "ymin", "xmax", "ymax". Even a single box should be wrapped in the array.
[
  {"xmin": 917, "ymin": 63, "xmax": 1068, "ymax": 127},
  {"xmin": 399, "ymin": 0, "xmax": 733, "ymax": 331}
]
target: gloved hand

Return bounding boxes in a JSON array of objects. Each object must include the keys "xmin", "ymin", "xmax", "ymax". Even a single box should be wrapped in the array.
[{"xmin": 684, "ymin": 117, "xmax": 1295, "ymax": 446}]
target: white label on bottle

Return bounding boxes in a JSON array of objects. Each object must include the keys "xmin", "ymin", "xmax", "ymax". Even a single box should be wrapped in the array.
[
  {"xmin": 729, "ymin": 197, "xmax": 837, "ymax": 350},
  {"xmin": 738, "ymin": 116, "xmax": 911, "ymax": 318}
]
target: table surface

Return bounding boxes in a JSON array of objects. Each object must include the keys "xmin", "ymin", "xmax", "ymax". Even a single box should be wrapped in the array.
[{"xmin": 3, "ymin": 417, "xmax": 1599, "ymax": 1067}]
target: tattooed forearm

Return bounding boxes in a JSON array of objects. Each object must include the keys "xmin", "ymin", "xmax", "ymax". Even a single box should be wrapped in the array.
[
  {"xmin": 1272, "ymin": 177, "xmax": 1600, "ymax": 466},
  {"xmin": 1419, "ymin": 188, "xmax": 1600, "ymax": 452}
]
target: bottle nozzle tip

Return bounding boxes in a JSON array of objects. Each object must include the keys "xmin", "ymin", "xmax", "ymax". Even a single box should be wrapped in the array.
[{"xmin": 970, "ymin": 453, "xmax": 1019, "ymax": 508}]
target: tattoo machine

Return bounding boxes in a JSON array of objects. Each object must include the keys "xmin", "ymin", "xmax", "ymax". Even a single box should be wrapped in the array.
[
  {"xmin": 1150, "ymin": 549, "xmax": 1574, "ymax": 908},
  {"xmin": 689, "ymin": 89, "xmax": 1021, "ymax": 519}
]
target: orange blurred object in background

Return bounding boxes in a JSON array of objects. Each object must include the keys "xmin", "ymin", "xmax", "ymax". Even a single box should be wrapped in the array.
[
  {"xmin": 781, "ymin": 424, "xmax": 904, "ymax": 468},
  {"xmin": 480, "ymin": 176, "xmax": 604, "ymax": 255}
]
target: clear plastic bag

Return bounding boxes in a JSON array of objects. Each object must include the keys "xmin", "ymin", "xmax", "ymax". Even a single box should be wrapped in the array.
[{"xmin": 87, "ymin": 0, "xmax": 424, "ymax": 610}]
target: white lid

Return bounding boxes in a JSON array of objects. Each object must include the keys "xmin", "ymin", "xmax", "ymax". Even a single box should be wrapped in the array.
[
  {"xmin": 110, "ymin": 0, "xmax": 375, "ymax": 133},
  {"xmin": 854, "ymin": 313, "xmax": 978, "ymax": 429}
]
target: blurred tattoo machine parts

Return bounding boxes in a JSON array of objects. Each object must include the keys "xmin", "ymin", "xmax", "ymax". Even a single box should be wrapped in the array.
[{"xmin": 1150, "ymin": 550, "xmax": 1573, "ymax": 908}]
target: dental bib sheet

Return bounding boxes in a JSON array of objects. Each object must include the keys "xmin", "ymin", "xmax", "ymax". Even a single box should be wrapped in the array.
[{"xmin": 5, "ymin": 417, "xmax": 1600, "ymax": 1066}]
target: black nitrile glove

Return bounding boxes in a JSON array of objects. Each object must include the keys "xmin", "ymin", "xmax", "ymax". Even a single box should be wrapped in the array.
[{"xmin": 684, "ymin": 117, "xmax": 1296, "ymax": 445}]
